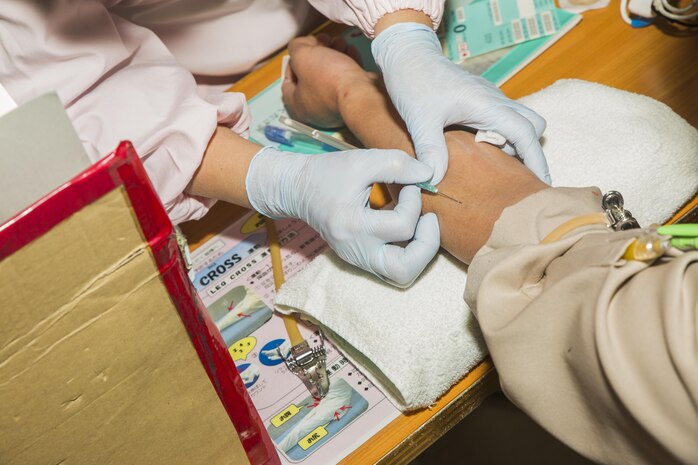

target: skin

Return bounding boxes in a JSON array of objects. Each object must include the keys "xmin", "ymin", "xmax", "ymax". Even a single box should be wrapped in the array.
[
  {"xmin": 374, "ymin": 9, "xmax": 433, "ymax": 35},
  {"xmin": 186, "ymin": 126, "xmax": 259, "ymax": 209},
  {"xmin": 282, "ymin": 36, "xmax": 547, "ymax": 262}
]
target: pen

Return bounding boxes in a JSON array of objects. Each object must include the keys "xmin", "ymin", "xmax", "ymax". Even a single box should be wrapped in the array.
[
  {"xmin": 279, "ymin": 116, "xmax": 462, "ymax": 204},
  {"xmin": 279, "ymin": 116, "xmax": 356, "ymax": 151},
  {"xmin": 264, "ymin": 124, "xmax": 337, "ymax": 152}
]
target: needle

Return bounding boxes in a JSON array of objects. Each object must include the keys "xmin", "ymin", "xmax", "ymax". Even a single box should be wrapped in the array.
[
  {"xmin": 416, "ymin": 182, "xmax": 463, "ymax": 204},
  {"xmin": 279, "ymin": 116, "xmax": 464, "ymax": 204}
]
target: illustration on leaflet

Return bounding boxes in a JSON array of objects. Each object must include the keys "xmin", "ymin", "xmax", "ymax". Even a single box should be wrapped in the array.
[
  {"xmin": 267, "ymin": 378, "xmax": 368, "ymax": 461},
  {"xmin": 206, "ymin": 285, "xmax": 272, "ymax": 343}
]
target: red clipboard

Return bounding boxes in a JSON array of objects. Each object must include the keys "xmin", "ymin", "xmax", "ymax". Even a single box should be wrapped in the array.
[{"xmin": 0, "ymin": 141, "xmax": 279, "ymax": 465}]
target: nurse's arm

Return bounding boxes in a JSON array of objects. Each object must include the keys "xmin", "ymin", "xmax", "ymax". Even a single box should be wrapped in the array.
[{"xmin": 185, "ymin": 127, "xmax": 260, "ymax": 209}]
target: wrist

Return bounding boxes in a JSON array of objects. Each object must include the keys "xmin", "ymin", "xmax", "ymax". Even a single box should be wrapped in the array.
[
  {"xmin": 245, "ymin": 146, "xmax": 306, "ymax": 220},
  {"xmin": 337, "ymin": 73, "xmax": 382, "ymax": 126},
  {"xmin": 371, "ymin": 22, "xmax": 442, "ymax": 70},
  {"xmin": 444, "ymin": 131, "xmax": 547, "ymax": 211},
  {"xmin": 375, "ymin": 10, "xmax": 433, "ymax": 36},
  {"xmin": 428, "ymin": 131, "xmax": 547, "ymax": 262}
]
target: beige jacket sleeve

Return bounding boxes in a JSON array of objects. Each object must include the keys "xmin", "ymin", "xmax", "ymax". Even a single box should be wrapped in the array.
[{"xmin": 464, "ymin": 187, "xmax": 698, "ymax": 465}]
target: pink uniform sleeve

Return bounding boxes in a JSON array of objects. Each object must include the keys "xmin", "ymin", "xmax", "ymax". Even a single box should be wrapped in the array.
[
  {"xmin": 308, "ymin": 0, "xmax": 445, "ymax": 37},
  {"xmin": 0, "ymin": 0, "xmax": 251, "ymax": 224}
]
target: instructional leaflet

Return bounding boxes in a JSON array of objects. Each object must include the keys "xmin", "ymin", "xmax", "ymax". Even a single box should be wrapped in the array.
[
  {"xmin": 443, "ymin": 0, "xmax": 569, "ymax": 60},
  {"xmin": 190, "ymin": 213, "xmax": 401, "ymax": 464}
]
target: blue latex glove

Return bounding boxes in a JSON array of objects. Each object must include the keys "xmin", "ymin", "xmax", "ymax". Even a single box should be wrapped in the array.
[
  {"xmin": 246, "ymin": 146, "xmax": 440, "ymax": 287},
  {"xmin": 372, "ymin": 23, "xmax": 551, "ymax": 185}
]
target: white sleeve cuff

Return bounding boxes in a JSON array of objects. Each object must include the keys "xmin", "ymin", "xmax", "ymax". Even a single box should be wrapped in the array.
[{"xmin": 309, "ymin": 0, "xmax": 444, "ymax": 38}]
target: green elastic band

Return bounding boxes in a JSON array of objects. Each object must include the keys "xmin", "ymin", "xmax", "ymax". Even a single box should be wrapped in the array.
[
  {"xmin": 658, "ymin": 224, "xmax": 698, "ymax": 237},
  {"xmin": 671, "ymin": 237, "xmax": 698, "ymax": 250}
]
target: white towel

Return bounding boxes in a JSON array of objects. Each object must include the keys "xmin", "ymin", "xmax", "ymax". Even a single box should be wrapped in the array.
[
  {"xmin": 276, "ymin": 252, "xmax": 486, "ymax": 411},
  {"xmin": 523, "ymin": 79, "xmax": 698, "ymax": 226},
  {"xmin": 275, "ymin": 80, "xmax": 698, "ymax": 412}
]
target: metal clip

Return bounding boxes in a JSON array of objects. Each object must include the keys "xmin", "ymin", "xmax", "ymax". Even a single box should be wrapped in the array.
[
  {"xmin": 279, "ymin": 332, "xmax": 330, "ymax": 399},
  {"xmin": 602, "ymin": 191, "xmax": 641, "ymax": 231}
]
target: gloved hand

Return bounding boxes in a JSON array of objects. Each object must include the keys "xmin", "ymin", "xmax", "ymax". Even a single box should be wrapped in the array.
[
  {"xmin": 246, "ymin": 146, "xmax": 440, "ymax": 287},
  {"xmin": 372, "ymin": 23, "xmax": 550, "ymax": 185}
]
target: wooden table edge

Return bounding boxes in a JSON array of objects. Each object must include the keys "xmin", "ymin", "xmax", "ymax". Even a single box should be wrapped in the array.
[{"xmin": 340, "ymin": 360, "xmax": 499, "ymax": 465}]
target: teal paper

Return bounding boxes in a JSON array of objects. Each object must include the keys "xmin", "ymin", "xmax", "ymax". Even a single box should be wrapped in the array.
[{"xmin": 444, "ymin": 0, "xmax": 565, "ymax": 60}]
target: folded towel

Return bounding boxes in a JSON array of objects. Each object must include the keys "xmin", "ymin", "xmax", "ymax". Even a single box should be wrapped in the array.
[
  {"xmin": 523, "ymin": 79, "xmax": 698, "ymax": 226},
  {"xmin": 275, "ymin": 80, "xmax": 698, "ymax": 412},
  {"xmin": 276, "ymin": 252, "xmax": 486, "ymax": 411}
]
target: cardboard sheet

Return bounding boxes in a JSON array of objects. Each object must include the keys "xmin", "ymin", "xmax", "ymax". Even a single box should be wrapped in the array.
[{"xmin": 0, "ymin": 188, "xmax": 250, "ymax": 465}]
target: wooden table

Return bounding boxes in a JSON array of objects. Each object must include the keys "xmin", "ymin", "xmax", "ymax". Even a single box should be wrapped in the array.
[{"xmin": 181, "ymin": 4, "xmax": 698, "ymax": 463}]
